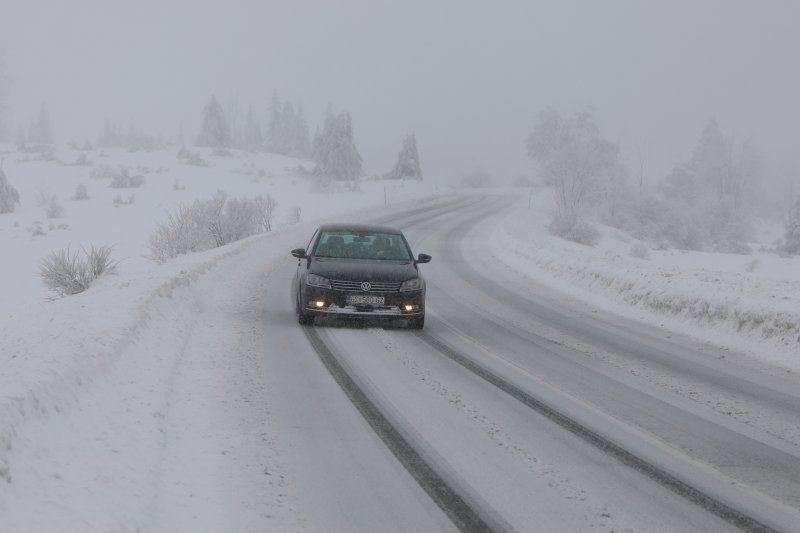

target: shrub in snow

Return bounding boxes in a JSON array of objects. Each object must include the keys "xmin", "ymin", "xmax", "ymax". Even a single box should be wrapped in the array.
[
  {"xmin": 73, "ymin": 153, "xmax": 91, "ymax": 166},
  {"xmin": 72, "ymin": 183, "xmax": 90, "ymax": 200},
  {"xmin": 630, "ymin": 242, "xmax": 651, "ymax": 260},
  {"xmin": 783, "ymin": 195, "xmax": 800, "ymax": 255},
  {"xmin": 703, "ymin": 198, "xmax": 751, "ymax": 254},
  {"xmin": 109, "ymin": 167, "xmax": 145, "ymax": 188},
  {"xmin": 548, "ymin": 210, "xmax": 599, "ymax": 246},
  {"xmin": 39, "ymin": 245, "xmax": 117, "ymax": 297},
  {"xmin": 45, "ymin": 197, "xmax": 65, "ymax": 219},
  {"xmin": 610, "ymin": 194, "xmax": 706, "ymax": 250},
  {"xmin": 253, "ymin": 194, "xmax": 277, "ymax": 232},
  {"xmin": 113, "ymin": 194, "xmax": 135, "ymax": 206},
  {"xmin": 147, "ymin": 192, "xmax": 275, "ymax": 263},
  {"xmin": 745, "ymin": 259, "xmax": 759, "ymax": 272},
  {"xmin": 177, "ymin": 147, "xmax": 207, "ymax": 166},
  {"xmin": 172, "ymin": 178, "xmax": 186, "ymax": 191},
  {"xmin": 0, "ymin": 168, "xmax": 21, "ymax": 214}
]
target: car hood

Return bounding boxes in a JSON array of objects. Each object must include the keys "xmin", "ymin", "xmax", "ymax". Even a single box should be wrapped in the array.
[{"xmin": 310, "ymin": 258, "xmax": 419, "ymax": 282}]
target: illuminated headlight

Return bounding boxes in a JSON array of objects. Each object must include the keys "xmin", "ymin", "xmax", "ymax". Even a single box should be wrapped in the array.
[
  {"xmin": 306, "ymin": 273, "xmax": 331, "ymax": 289},
  {"xmin": 400, "ymin": 278, "xmax": 423, "ymax": 291}
]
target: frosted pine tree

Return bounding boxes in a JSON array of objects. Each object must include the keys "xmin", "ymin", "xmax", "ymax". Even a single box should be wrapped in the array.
[
  {"xmin": 316, "ymin": 112, "xmax": 362, "ymax": 180},
  {"xmin": 294, "ymin": 104, "xmax": 311, "ymax": 158},
  {"xmin": 0, "ymin": 167, "xmax": 20, "ymax": 214},
  {"xmin": 265, "ymin": 91, "xmax": 282, "ymax": 153},
  {"xmin": 389, "ymin": 132, "xmax": 422, "ymax": 180},
  {"xmin": 243, "ymin": 105, "xmax": 263, "ymax": 152},
  {"xmin": 784, "ymin": 194, "xmax": 800, "ymax": 255},
  {"xmin": 195, "ymin": 96, "xmax": 231, "ymax": 148},
  {"xmin": 28, "ymin": 105, "xmax": 53, "ymax": 145}
]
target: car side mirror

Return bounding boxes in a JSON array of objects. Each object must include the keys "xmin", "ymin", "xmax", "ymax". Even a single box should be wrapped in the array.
[
  {"xmin": 291, "ymin": 248, "xmax": 307, "ymax": 259},
  {"xmin": 416, "ymin": 253, "xmax": 432, "ymax": 264}
]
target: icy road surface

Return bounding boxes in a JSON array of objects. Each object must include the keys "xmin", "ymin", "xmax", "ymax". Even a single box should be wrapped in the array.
[{"xmin": 4, "ymin": 196, "xmax": 800, "ymax": 532}]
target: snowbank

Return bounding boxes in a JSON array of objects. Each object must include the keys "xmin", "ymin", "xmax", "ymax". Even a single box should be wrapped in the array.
[{"xmin": 491, "ymin": 188, "xmax": 800, "ymax": 370}]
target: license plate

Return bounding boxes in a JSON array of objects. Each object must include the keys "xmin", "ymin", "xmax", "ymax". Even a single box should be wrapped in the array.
[{"xmin": 347, "ymin": 294, "xmax": 385, "ymax": 306}]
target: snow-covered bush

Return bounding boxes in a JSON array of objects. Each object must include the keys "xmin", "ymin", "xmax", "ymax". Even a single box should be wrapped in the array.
[
  {"xmin": 0, "ymin": 168, "xmax": 20, "ymax": 214},
  {"xmin": 177, "ymin": 147, "xmax": 207, "ymax": 166},
  {"xmin": 39, "ymin": 245, "xmax": 117, "ymax": 297},
  {"xmin": 112, "ymin": 194, "xmax": 135, "ymax": 206},
  {"xmin": 610, "ymin": 195, "xmax": 706, "ymax": 250},
  {"xmin": 109, "ymin": 167, "xmax": 145, "ymax": 188},
  {"xmin": 703, "ymin": 198, "xmax": 751, "ymax": 254},
  {"xmin": 147, "ymin": 192, "xmax": 273, "ymax": 263},
  {"xmin": 548, "ymin": 210, "xmax": 599, "ymax": 246},
  {"xmin": 253, "ymin": 194, "xmax": 277, "ymax": 232},
  {"xmin": 45, "ymin": 197, "xmax": 65, "ymax": 218},
  {"xmin": 72, "ymin": 183, "xmax": 90, "ymax": 200}
]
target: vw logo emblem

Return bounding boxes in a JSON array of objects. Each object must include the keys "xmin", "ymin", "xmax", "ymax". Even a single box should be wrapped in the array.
[{"xmin": 360, "ymin": 282, "xmax": 371, "ymax": 292}]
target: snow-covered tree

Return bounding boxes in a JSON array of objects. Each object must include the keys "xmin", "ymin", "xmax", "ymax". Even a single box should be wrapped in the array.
[
  {"xmin": 388, "ymin": 132, "xmax": 422, "ymax": 180},
  {"xmin": 195, "ymin": 96, "xmax": 231, "ymax": 148},
  {"xmin": 28, "ymin": 104, "xmax": 53, "ymax": 145},
  {"xmin": 0, "ymin": 166, "xmax": 20, "ymax": 214},
  {"xmin": 784, "ymin": 194, "xmax": 800, "ymax": 255},
  {"xmin": 243, "ymin": 105, "xmax": 263, "ymax": 152},
  {"xmin": 526, "ymin": 107, "xmax": 620, "ymax": 241},
  {"xmin": 264, "ymin": 92, "xmax": 310, "ymax": 157},
  {"xmin": 314, "ymin": 111, "xmax": 362, "ymax": 180},
  {"xmin": 265, "ymin": 91, "xmax": 282, "ymax": 153}
]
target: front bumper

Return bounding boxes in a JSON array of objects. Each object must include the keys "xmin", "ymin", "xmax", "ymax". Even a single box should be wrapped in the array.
[{"xmin": 301, "ymin": 286, "xmax": 425, "ymax": 318}]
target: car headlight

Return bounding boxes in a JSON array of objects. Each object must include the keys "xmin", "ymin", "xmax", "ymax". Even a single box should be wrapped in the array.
[
  {"xmin": 400, "ymin": 277, "xmax": 423, "ymax": 291},
  {"xmin": 306, "ymin": 273, "xmax": 332, "ymax": 289}
]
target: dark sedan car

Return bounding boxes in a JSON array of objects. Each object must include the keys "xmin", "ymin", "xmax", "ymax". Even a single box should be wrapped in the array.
[{"xmin": 291, "ymin": 223, "xmax": 431, "ymax": 328}]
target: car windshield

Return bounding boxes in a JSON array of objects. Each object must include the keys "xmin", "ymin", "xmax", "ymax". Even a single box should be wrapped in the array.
[{"xmin": 313, "ymin": 231, "xmax": 412, "ymax": 260}]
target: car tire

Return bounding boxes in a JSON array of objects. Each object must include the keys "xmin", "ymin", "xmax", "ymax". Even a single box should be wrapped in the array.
[
  {"xmin": 407, "ymin": 315, "xmax": 424, "ymax": 329},
  {"xmin": 297, "ymin": 291, "xmax": 314, "ymax": 325}
]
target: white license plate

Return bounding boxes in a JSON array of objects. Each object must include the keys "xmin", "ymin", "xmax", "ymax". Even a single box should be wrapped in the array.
[{"xmin": 347, "ymin": 294, "xmax": 385, "ymax": 306}]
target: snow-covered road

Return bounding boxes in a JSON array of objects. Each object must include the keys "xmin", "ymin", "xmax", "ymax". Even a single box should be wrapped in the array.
[{"xmin": 4, "ymin": 196, "xmax": 800, "ymax": 532}]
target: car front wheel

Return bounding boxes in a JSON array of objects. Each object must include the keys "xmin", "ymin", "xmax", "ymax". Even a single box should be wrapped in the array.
[
  {"xmin": 297, "ymin": 291, "xmax": 314, "ymax": 325},
  {"xmin": 407, "ymin": 315, "xmax": 424, "ymax": 329}
]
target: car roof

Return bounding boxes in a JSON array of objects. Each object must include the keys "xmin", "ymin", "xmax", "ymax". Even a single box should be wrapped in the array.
[{"xmin": 318, "ymin": 223, "xmax": 404, "ymax": 234}]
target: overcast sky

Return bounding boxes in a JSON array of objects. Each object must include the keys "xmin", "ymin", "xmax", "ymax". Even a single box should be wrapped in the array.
[{"xmin": 2, "ymin": 0, "xmax": 799, "ymax": 183}]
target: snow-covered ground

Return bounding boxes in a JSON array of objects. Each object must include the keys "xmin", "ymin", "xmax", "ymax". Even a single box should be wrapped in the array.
[
  {"xmin": 491, "ymin": 187, "xmax": 800, "ymax": 371},
  {"xmin": 2, "ymin": 147, "xmax": 799, "ymax": 530}
]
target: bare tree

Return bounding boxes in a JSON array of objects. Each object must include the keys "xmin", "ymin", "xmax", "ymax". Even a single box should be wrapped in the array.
[{"xmin": 526, "ymin": 107, "xmax": 620, "ymax": 242}]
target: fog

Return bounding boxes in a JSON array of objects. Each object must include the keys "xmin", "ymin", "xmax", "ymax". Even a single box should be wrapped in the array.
[{"xmin": 2, "ymin": 0, "xmax": 799, "ymax": 182}]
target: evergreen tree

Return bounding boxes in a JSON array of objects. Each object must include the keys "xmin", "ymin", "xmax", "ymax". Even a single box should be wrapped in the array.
[
  {"xmin": 196, "ymin": 96, "xmax": 231, "ymax": 148},
  {"xmin": 28, "ymin": 104, "xmax": 53, "ymax": 145},
  {"xmin": 0, "ymin": 167, "xmax": 20, "ymax": 214},
  {"xmin": 265, "ymin": 91, "xmax": 282, "ymax": 153},
  {"xmin": 294, "ymin": 104, "xmax": 310, "ymax": 157},
  {"xmin": 389, "ymin": 132, "xmax": 422, "ymax": 180},
  {"xmin": 689, "ymin": 116, "xmax": 731, "ymax": 199},
  {"xmin": 784, "ymin": 194, "xmax": 800, "ymax": 255},
  {"xmin": 243, "ymin": 105, "xmax": 263, "ymax": 152},
  {"xmin": 315, "ymin": 111, "xmax": 362, "ymax": 180}
]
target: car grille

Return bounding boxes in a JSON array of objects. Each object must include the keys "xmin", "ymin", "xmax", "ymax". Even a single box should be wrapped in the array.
[{"xmin": 330, "ymin": 279, "xmax": 401, "ymax": 293}]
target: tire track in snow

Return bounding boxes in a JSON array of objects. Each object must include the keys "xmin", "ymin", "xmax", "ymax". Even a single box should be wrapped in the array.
[{"xmin": 301, "ymin": 325, "xmax": 508, "ymax": 533}]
